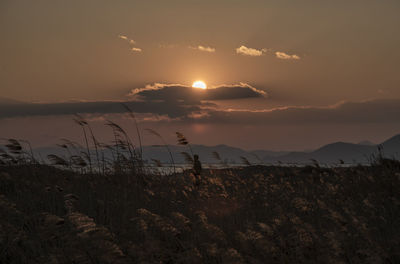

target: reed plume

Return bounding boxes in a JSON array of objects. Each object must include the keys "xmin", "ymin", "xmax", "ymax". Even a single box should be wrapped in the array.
[
  {"xmin": 47, "ymin": 154, "xmax": 69, "ymax": 167},
  {"xmin": 176, "ymin": 131, "xmax": 194, "ymax": 158},
  {"xmin": 145, "ymin": 128, "xmax": 176, "ymax": 173},
  {"xmin": 122, "ymin": 103, "xmax": 143, "ymax": 159},
  {"xmin": 240, "ymin": 156, "xmax": 251, "ymax": 166},
  {"xmin": 73, "ymin": 114, "xmax": 92, "ymax": 173},
  {"xmin": 181, "ymin": 151, "xmax": 194, "ymax": 164}
]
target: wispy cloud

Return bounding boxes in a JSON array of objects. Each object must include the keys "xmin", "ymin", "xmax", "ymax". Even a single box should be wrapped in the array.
[
  {"xmin": 118, "ymin": 35, "xmax": 128, "ymax": 40},
  {"xmin": 131, "ymin": 47, "xmax": 142, "ymax": 52},
  {"xmin": 118, "ymin": 34, "xmax": 141, "ymax": 52},
  {"xmin": 236, "ymin": 46, "xmax": 266, "ymax": 56},
  {"xmin": 275, "ymin": 51, "xmax": 301, "ymax": 60},
  {"xmin": 0, "ymin": 99, "xmax": 211, "ymax": 119},
  {"xmin": 1, "ymin": 96, "xmax": 399, "ymax": 128},
  {"xmin": 194, "ymin": 45, "xmax": 216, "ymax": 53},
  {"xmin": 185, "ymin": 99, "xmax": 400, "ymax": 125}
]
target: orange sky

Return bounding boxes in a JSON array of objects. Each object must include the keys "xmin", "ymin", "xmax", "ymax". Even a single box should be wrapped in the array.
[{"xmin": 1, "ymin": 0, "xmax": 400, "ymax": 150}]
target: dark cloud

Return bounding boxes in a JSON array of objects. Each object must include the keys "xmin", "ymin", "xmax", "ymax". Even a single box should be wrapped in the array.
[
  {"xmin": 1, "ymin": 97, "xmax": 399, "ymax": 129},
  {"xmin": 183, "ymin": 99, "xmax": 400, "ymax": 125},
  {"xmin": 0, "ymin": 100, "xmax": 213, "ymax": 119},
  {"xmin": 129, "ymin": 83, "xmax": 267, "ymax": 102}
]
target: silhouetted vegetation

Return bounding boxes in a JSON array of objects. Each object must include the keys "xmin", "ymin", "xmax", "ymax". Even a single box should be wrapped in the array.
[{"xmin": 0, "ymin": 117, "xmax": 399, "ymax": 263}]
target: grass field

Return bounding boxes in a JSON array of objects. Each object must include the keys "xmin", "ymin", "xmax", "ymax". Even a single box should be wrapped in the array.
[
  {"xmin": 1, "ymin": 159, "xmax": 399, "ymax": 263},
  {"xmin": 1, "ymin": 116, "xmax": 399, "ymax": 263}
]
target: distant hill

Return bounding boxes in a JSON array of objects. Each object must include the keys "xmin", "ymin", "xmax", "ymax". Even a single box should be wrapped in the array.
[
  {"xmin": 357, "ymin": 140, "xmax": 375, "ymax": 146},
  {"xmin": 0, "ymin": 97, "xmax": 24, "ymax": 105},
  {"xmin": 32, "ymin": 144, "xmax": 283, "ymax": 165},
  {"xmin": 380, "ymin": 134, "xmax": 400, "ymax": 157},
  {"xmin": 249, "ymin": 149, "xmax": 290, "ymax": 161},
  {"xmin": 141, "ymin": 144, "xmax": 266, "ymax": 164},
  {"xmin": 32, "ymin": 134, "xmax": 400, "ymax": 165},
  {"xmin": 275, "ymin": 142, "xmax": 376, "ymax": 164},
  {"xmin": 271, "ymin": 134, "xmax": 400, "ymax": 164}
]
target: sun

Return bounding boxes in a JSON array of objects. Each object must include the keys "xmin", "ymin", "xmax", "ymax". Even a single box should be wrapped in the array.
[{"xmin": 192, "ymin": 80, "xmax": 207, "ymax": 89}]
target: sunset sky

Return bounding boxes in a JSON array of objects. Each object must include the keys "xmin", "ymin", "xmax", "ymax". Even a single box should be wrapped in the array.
[{"xmin": 1, "ymin": 0, "xmax": 400, "ymax": 150}]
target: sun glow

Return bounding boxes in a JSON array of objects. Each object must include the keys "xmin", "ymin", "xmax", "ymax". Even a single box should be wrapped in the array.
[{"xmin": 192, "ymin": 80, "xmax": 207, "ymax": 89}]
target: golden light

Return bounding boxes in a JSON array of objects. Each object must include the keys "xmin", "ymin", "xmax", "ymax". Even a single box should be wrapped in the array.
[{"xmin": 192, "ymin": 80, "xmax": 207, "ymax": 89}]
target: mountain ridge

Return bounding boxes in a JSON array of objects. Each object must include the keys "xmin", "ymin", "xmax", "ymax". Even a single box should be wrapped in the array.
[{"xmin": 30, "ymin": 133, "xmax": 400, "ymax": 165}]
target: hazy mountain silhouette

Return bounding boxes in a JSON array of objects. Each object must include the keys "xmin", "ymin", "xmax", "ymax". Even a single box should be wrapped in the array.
[
  {"xmin": 357, "ymin": 140, "xmax": 375, "ymax": 146},
  {"xmin": 33, "ymin": 134, "xmax": 400, "ymax": 165},
  {"xmin": 33, "ymin": 144, "xmax": 284, "ymax": 165},
  {"xmin": 277, "ymin": 142, "xmax": 376, "ymax": 164},
  {"xmin": 142, "ymin": 144, "xmax": 261, "ymax": 164},
  {"xmin": 0, "ymin": 97, "xmax": 24, "ymax": 105},
  {"xmin": 380, "ymin": 134, "xmax": 400, "ymax": 156},
  {"xmin": 273, "ymin": 134, "xmax": 400, "ymax": 164}
]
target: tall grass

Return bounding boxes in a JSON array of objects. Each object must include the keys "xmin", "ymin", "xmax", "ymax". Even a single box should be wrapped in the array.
[
  {"xmin": 122, "ymin": 103, "xmax": 143, "ymax": 160},
  {"xmin": 145, "ymin": 128, "xmax": 176, "ymax": 174},
  {"xmin": 0, "ymin": 149, "xmax": 399, "ymax": 263},
  {"xmin": 0, "ymin": 111, "xmax": 399, "ymax": 263}
]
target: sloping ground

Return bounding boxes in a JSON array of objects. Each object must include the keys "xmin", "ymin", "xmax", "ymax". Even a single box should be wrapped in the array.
[{"xmin": 0, "ymin": 163, "xmax": 399, "ymax": 263}]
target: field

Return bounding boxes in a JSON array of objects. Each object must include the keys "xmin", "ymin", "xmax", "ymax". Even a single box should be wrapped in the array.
[{"xmin": 1, "ymin": 159, "xmax": 399, "ymax": 263}]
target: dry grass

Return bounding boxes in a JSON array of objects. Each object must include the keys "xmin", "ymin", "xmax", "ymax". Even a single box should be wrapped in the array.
[
  {"xmin": 0, "ymin": 160, "xmax": 399, "ymax": 263},
  {"xmin": 0, "ymin": 116, "xmax": 399, "ymax": 263}
]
